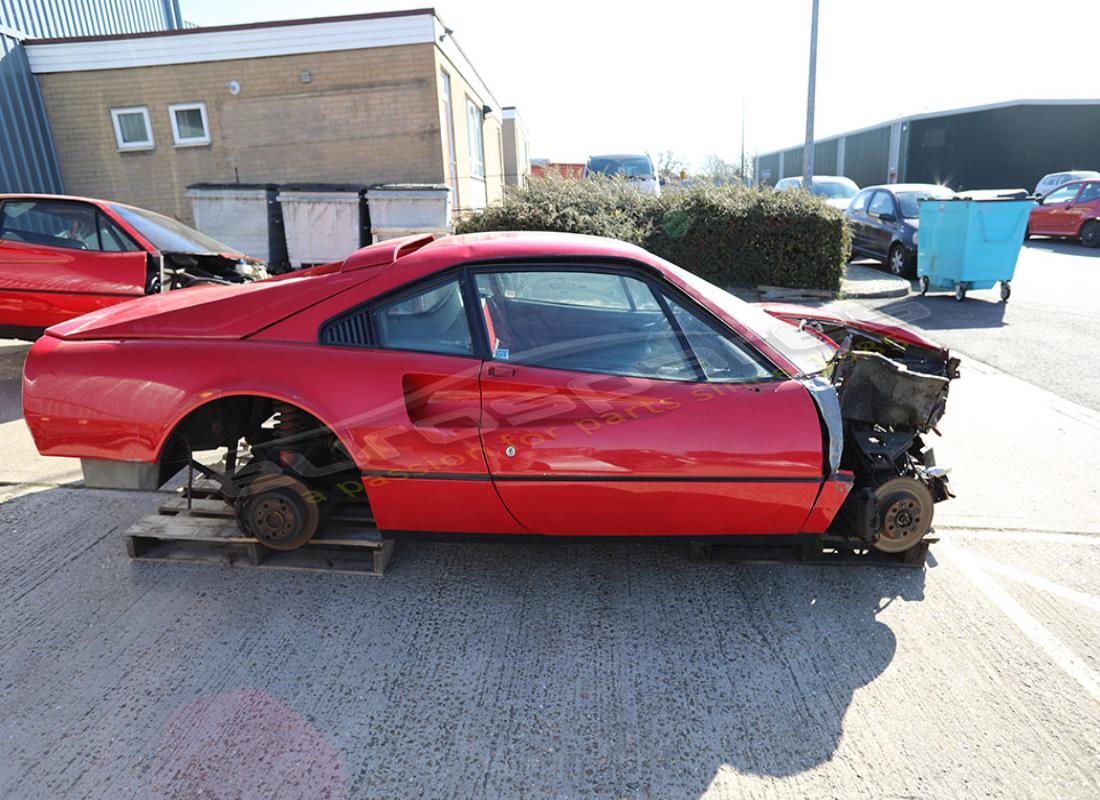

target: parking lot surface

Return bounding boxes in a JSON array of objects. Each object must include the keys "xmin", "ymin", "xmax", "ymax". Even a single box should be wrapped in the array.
[{"xmin": 1, "ymin": 242, "xmax": 1099, "ymax": 799}]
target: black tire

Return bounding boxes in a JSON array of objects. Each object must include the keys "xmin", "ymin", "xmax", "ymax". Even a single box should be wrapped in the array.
[
  {"xmin": 954, "ymin": 283, "xmax": 966, "ymax": 302},
  {"xmin": 1000, "ymin": 282, "xmax": 1011, "ymax": 302},
  {"xmin": 918, "ymin": 276, "xmax": 929, "ymax": 296},
  {"xmin": 1080, "ymin": 220, "xmax": 1100, "ymax": 248},
  {"xmin": 888, "ymin": 244, "xmax": 914, "ymax": 278}
]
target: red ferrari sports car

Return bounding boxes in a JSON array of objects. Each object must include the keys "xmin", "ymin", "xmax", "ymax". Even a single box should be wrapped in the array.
[
  {"xmin": 22, "ymin": 232, "xmax": 957, "ymax": 553},
  {"xmin": 0, "ymin": 193, "xmax": 268, "ymax": 340}
]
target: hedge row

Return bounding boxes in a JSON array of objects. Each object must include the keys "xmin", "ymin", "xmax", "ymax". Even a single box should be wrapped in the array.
[{"xmin": 455, "ymin": 176, "xmax": 850, "ymax": 291}]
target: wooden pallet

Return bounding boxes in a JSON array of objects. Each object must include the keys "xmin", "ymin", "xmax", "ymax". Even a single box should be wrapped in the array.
[{"xmin": 125, "ymin": 495, "xmax": 393, "ymax": 576}]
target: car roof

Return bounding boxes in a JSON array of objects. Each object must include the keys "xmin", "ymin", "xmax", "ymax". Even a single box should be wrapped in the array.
[
  {"xmin": 862, "ymin": 183, "xmax": 953, "ymax": 193},
  {"xmin": 586, "ymin": 153, "xmax": 651, "ymax": 161},
  {"xmin": 401, "ymin": 230, "xmax": 655, "ymax": 270},
  {"xmin": 0, "ymin": 192, "xmax": 111, "ymax": 207}
]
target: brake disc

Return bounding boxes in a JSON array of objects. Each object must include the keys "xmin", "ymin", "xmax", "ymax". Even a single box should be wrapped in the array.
[
  {"xmin": 235, "ymin": 473, "xmax": 320, "ymax": 551},
  {"xmin": 872, "ymin": 477, "xmax": 934, "ymax": 553}
]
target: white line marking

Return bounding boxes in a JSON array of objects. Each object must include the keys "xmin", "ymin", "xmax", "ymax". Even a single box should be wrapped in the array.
[
  {"xmin": 938, "ymin": 530, "xmax": 1100, "ymax": 546},
  {"xmin": 962, "ymin": 552, "xmax": 1100, "ymax": 613},
  {"xmin": 939, "ymin": 542, "xmax": 1100, "ymax": 705}
]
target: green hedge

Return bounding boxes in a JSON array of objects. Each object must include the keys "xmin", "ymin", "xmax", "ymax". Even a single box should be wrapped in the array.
[{"xmin": 455, "ymin": 176, "xmax": 850, "ymax": 291}]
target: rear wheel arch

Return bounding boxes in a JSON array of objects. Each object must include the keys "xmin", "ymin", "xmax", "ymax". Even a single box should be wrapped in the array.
[{"xmin": 154, "ymin": 392, "xmax": 360, "ymax": 488}]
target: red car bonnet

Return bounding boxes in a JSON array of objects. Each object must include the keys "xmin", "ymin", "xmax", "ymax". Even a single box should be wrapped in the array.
[{"xmin": 758, "ymin": 302, "xmax": 944, "ymax": 352}]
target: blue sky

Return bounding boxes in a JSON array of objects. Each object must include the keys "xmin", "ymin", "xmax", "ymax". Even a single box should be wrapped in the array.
[{"xmin": 181, "ymin": 0, "xmax": 1100, "ymax": 169}]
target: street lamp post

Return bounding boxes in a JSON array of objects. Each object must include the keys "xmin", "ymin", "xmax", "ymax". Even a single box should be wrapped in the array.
[{"xmin": 802, "ymin": 0, "xmax": 819, "ymax": 187}]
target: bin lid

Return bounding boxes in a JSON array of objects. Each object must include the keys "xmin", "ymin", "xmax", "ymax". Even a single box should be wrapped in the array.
[
  {"xmin": 278, "ymin": 183, "xmax": 365, "ymax": 193},
  {"xmin": 187, "ymin": 182, "xmax": 278, "ymax": 191},
  {"xmin": 367, "ymin": 183, "xmax": 450, "ymax": 192}
]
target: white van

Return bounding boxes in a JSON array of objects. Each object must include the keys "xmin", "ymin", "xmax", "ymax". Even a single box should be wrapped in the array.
[{"xmin": 584, "ymin": 154, "xmax": 660, "ymax": 195}]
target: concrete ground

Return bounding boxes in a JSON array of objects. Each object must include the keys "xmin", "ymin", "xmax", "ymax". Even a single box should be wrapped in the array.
[{"xmin": 1, "ymin": 240, "xmax": 1099, "ymax": 798}]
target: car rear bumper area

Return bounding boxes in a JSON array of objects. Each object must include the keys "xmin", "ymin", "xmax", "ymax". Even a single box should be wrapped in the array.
[{"xmin": 81, "ymin": 458, "xmax": 161, "ymax": 490}]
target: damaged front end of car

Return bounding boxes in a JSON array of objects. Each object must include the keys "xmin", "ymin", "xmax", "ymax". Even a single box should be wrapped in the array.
[
  {"xmin": 150, "ymin": 251, "xmax": 270, "ymax": 293},
  {"xmin": 789, "ymin": 313, "xmax": 959, "ymax": 553}
]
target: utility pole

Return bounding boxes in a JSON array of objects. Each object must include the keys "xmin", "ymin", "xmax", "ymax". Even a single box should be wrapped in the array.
[
  {"xmin": 802, "ymin": 0, "xmax": 819, "ymax": 187},
  {"xmin": 740, "ymin": 97, "xmax": 746, "ymax": 185}
]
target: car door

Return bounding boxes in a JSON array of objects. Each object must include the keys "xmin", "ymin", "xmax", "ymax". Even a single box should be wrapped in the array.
[
  {"xmin": 866, "ymin": 190, "xmax": 898, "ymax": 258},
  {"xmin": 846, "ymin": 189, "xmax": 875, "ymax": 254},
  {"xmin": 1030, "ymin": 182, "xmax": 1082, "ymax": 235},
  {"xmin": 1066, "ymin": 181, "xmax": 1100, "ymax": 235},
  {"xmin": 0, "ymin": 198, "xmax": 148, "ymax": 331},
  {"xmin": 474, "ymin": 266, "xmax": 825, "ymax": 536},
  {"xmin": 318, "ymin": 272, "xmax": 525, "ymax": 535}
]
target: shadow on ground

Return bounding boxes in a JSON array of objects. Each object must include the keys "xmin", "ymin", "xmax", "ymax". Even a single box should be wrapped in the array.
[
  {"xmin": 1024, "ymin": 237, "xmax": 1100, "ymax": 258},
  {"xmin": 0, "ymin": 485, "xmax": 927, "ymax": 799},
  {"xmin": 871, "ymin": 293, "xmax": 1008, "ymax": 330}
]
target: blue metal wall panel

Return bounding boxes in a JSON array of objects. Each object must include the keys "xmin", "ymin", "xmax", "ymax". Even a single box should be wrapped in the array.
[{"xmin": 0, "ymin": 0, "xmax": 182, "ymax": 192}]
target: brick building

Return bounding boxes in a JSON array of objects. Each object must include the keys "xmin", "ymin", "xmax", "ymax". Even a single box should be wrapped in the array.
[{"xmin": 23, "ymin": 9, "xmax": 529, "ymax": 222}]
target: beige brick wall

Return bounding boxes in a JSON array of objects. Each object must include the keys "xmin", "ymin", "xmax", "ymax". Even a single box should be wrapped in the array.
[{"xmin": 37, "ymin": 44, "xmax": 447, "ymax": 223}]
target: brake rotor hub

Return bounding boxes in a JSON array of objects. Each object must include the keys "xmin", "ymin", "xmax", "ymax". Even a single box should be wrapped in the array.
[
  {"xmin": 873, "ymin": 477, "xmax": 934, "ymax": 554},
  {"xmin": 236, "ymin": 473, "xmax": 320, "ymax": 551}
]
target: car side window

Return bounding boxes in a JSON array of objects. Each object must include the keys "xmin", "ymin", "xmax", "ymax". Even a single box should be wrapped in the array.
[
  {"xmin": 322, "ymin": 276, "xmax": 474, "ymax": 356},
  {"xmin": 96, "ymin": 211, "xmax": 140, "ymax": 252},
  {"xmin": 0, "ymin": 200, "xmax": 103, "ymax": 251},
  {"xmin": 849, "ymin": 190, "xmax": 872, "ymax": 213},
  {"xmin": 868, "ymin": 191, "xmax": 895, "ymax": 217},
  {"xmin": 1077, "ymin": 183, "xmax": 1100, "ymax": 204},
  {"xmin": 661, "ymin": 293, "xmax": 777, "ymax": 383},
  {"xmin": 475, "ymin": 269, "xmax": 697, "ymax": 381},
  {"xmin": 1043, "ymin": 184, "xmax": 1080, "ymax": 205}
]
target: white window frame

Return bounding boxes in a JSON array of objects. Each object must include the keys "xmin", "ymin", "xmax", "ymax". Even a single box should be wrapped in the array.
[
  {"xmin": 110, "ymin": 106, "xmax": 154, "ymax": 151},
  {"xmin": 168, "ymin": 102, "xmax": 211, "ymax": 147},
  {"xmin": 466, "ymin": 98, "xmax": 485, "ymax": 179}
]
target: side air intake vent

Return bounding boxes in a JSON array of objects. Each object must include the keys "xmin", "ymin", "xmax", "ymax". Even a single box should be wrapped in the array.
[{"xmin": 320, "ymin": 309, "xmax": 371, "ymax": 346}]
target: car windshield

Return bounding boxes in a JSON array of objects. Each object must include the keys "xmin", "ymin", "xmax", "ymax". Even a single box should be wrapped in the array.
[
  {"xmin": 586, "ymin": 156, "xmax": 654, "ymax": 179},
  {"xmin": 109, "ymin": 203, "xmax": 242, "ymax": 255},
  {"xmin": 897, "ymin": 188, "xmax": 954, "ymax": 218},
  {"xmin": 809, "ymin": 179, "xmax": 858, "ymax": 199},
  {"xmin": 657, "ymin": 258, "xmax": 836, "ymax": 376}
]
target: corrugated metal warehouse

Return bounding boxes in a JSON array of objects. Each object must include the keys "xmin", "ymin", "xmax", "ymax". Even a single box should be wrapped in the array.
[
  {"xmin": 0, "ymin": 0, "xmax": 183, "ymax": 193},
  {"xmin": 754, "ymin": 100, "xmax": 1100, "ymax": 191}
]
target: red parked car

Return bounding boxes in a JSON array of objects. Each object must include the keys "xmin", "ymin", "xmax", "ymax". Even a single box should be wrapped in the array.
[
  {"xmin": 22, "ymin": 232, "xmax": 956, "ymax": 554},
  {"xmin": 1028, "ymin": 179, "xmax": 1100, "ymax": 246},
  {"xmin": 0, "ymin": 193, "xmax": 268, "ymax": 340}
]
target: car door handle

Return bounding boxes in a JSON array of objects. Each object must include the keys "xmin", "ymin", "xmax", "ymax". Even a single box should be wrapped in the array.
[{"xmin": 487, "ymin": 365, "xmax": 515, "ymax": 378}]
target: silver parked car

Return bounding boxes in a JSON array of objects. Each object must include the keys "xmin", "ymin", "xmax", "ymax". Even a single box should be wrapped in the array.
[
  {"xmin": 1034, "ymin": 170, "xmax": 1100, "ymax": 197},
  {"xmin": 774, "ymin": 175, "xmax": 860, "ymax": 210}
]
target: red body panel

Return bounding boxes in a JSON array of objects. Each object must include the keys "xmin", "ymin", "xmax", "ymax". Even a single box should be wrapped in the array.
[
  {"xmin": 478, "ymin": 363, "xmax": 823, "ymax": 534},
  {"xmin": 0, "ymin": 239, "xmax": 147, "ymax": 328},
  {"xmin": 24, "ymin": 231, "xmax": 864, "ymax": 538}
]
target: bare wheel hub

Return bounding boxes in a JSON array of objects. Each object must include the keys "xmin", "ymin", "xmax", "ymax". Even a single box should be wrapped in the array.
[
  {"xmin": 236, "ymin": 474, "xmax": 320, "ymax": 551},
  {"xmin": 873, "ymin": 477, "xmax": 934, "ymax": 553}
]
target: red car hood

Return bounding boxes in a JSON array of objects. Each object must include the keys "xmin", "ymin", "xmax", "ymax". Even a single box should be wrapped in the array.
[
  {"xmin": 47, "ymin": 269, "xmax": 363, "ymax": 341},
  {"xmin": 758, "ymin": 302, "xmax": 944, "ymax": 352}
]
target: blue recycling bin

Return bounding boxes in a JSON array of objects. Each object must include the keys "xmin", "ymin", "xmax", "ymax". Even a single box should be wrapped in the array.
[{"xmin": 916, "ymin": 197, "xmax": 1035, "ymax": 302}]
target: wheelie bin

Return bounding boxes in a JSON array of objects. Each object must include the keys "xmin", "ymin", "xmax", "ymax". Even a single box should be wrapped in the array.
[{"xmin": 916, "ymin": 196, "xmax": 1035, "ymax": 302}]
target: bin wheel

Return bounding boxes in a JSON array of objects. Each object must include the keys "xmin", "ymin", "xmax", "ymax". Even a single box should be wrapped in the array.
[
  {"xmin": 918, "ymin": 276, "xmax": 929, "ymax": 296},
  {"xmin": 1080, "ymin": 220, "xmax": 1100, "ymax": 248},
  {"xmin": 1000, "ymin": 282, "xmax": 1011, "ymax": 302},
  {"xmin": 954, "ymin": 283, "xmax": 966, "ymax": 302}
]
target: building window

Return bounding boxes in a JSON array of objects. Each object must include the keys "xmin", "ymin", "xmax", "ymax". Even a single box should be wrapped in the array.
[
  {"xmin": 168, "ymin": 102, "xmax": 211, "ymax": 147},
  {"xmin": 466, "ymin": 99, "xmax": 485, "ymax": 178},
  {"xmin": 110, "ymin": 107, "xmax": 154, "ymax": 151}
]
